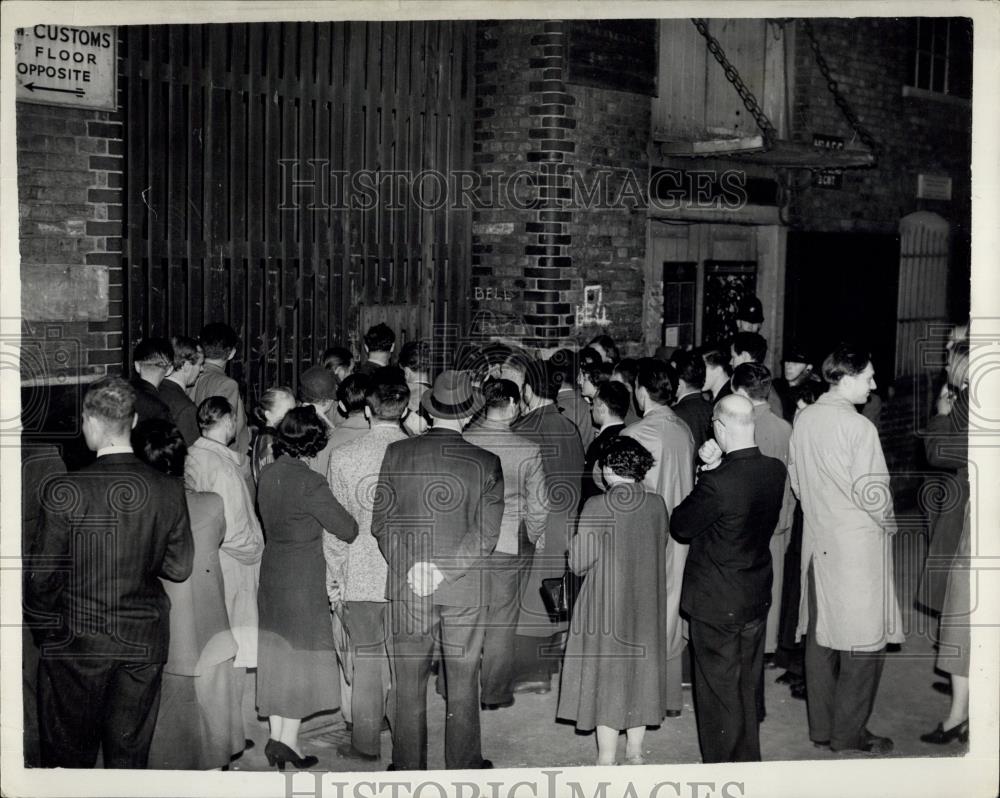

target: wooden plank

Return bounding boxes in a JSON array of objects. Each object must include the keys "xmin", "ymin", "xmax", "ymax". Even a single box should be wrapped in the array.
[
  {"xmin": 124, "ymin": 26, "xmax": 145, "ymax": 352},
  {"xmin": 379, "ymin": 22, "xmax": 396, "ymax": 306},
  {"xmin": 230, "ymin": 24, "xmax": 248, "ymax": 254}
]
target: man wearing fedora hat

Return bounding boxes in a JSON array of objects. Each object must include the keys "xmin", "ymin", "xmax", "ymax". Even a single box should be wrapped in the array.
[{"xmin": 372, "ymin": 369, "xmax": 504, "ymax": 770}]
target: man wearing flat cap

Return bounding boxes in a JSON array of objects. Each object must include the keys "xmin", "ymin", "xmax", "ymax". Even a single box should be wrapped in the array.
[{"xmin": 372, "ymin": 370, "xmax": 504, "ymax": 770}]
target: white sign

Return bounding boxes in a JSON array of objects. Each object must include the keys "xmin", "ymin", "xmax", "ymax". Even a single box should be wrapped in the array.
[
  {"xmin": 15, "ymin": 25, "xmax": 117, "ymax": 111},
  {"xmin": 917, "ymin": 173, "xmax": 953, "ymax": 201}
]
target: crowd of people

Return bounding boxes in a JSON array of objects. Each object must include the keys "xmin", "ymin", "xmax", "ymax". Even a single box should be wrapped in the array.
[{"xmin": 22, "ymin": 302, "xmax": 972, "ymax": 770}]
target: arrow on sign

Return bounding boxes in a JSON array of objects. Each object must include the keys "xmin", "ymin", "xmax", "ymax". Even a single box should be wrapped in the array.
[{"xmin": 23, "ymin": 82, "xmax": 85, "ymax": 97}]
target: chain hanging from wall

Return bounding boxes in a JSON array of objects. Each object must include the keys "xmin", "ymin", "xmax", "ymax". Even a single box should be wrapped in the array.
[{"xmin": 683, "ymin": 18, "xmax": 882, "ymax": 225}]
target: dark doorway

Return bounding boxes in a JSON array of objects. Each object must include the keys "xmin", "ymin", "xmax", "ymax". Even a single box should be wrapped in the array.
[{"xmin": 784, "ymin": 231, "xmax": 900, "ymax": 381}]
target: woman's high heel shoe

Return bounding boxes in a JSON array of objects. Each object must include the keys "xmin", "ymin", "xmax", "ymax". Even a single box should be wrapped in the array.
[
  {"xmin": 266, "ymin": 739, "xmax": 319, "ymax": 770},
  {"xmin": 920, "ymin": 719, "xmax": 969, "ymax": 744}
]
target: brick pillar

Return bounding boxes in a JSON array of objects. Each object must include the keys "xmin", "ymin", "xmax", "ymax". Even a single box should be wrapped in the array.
[
  {"xmin": 523, "ymin": 21, "xmax": 575, "ymax": 349},
  {"xmin": 471, "ymin": 20, "xmax": 577, "ymax": 351}
]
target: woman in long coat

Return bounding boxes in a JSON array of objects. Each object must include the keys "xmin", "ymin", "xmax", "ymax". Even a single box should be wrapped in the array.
[
  {"xmin": 185, "ymin": 396, "xmax": 264, "ymax": 761},
  {"xmin": 136, "ymin": 420, "xmax": 243, "ymax": 770},
  {"xmin": 557, "ymin": 437, "xmax": 669, "ymax": 766},
  {"xmin": 918, "ymin": 340, "xmax": 970, "ymax": 613},
  {"xmin": 256, "ymin": 406, "xmax": 358, "ymax": 769}
]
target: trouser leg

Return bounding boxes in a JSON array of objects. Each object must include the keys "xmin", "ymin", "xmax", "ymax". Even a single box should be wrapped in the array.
[
  {"xmin": 666, "ymin": 653, "xmax": 683, "ymax": 712},
  {"xmin": 102, "ymin": 662, "xmax": 164, "ymax": 768},
  {"xmin": 775, "ymin": 505, "xmax": 804, "ymax": 674},
  {"xmin": 480, "ymin": 555, "xmax": 521, "ymax": 704},
  {"xmin": 439, "ymin": 604, "xmax": 487, "ymax": 769},
  {"xmin": 830, "ymin": 647, "xmax": 886, "ymax": 750},
  {"xmin": 804, "ymin": 561, "xmax": 838, "ymax": 743},
  {"xmin": 37, "ymin": 655, "xmax": 109, "ymax": 768},
  {"xmin": 388, "ymin": 599, "xmax": 434, "ymax": 770},
  {"xmin": 739, "ymin": 617, "xmax": 766, "ymax": 761},
  {"xmin": 689, "ymin": 619, "xmax": 742, "ymax": 763},
  {"xmin": 343, "ymin": 601, "xmax": 389, "ymax": 757}
]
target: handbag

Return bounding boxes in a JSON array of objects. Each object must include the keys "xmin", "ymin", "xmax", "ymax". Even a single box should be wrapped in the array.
[{"xmin": 540, "ymin": 570, "xmax": 581, "ymax": 623}]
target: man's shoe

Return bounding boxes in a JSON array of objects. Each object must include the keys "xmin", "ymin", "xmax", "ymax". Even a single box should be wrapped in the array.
[
  {"xmin": 776, "ymin": 671, "xmax": 802, "ymax": 685},
  {"xmin": 763, "ymin": 653, "xmax": 778, "ymax": 670},
  {"xmin": 833, "ymin": 730, "xmax": 894, "ymax": 755},
  {"xmin": 812, "ymin": 739, "xmax": 831, "ymax": 750},
  {"xmin": 665, "ymin": 709, "xmax": 681, "ymax": 718},
  {"xmin": 480, "ymin": 759, "xmax": 494, "ymax": 769},
  {"xmin": 481, "ymin": 698, "xmax": 515, "ymax": 710},
  {"xmin": 512, "ymin": 680, "xmax": 550, "ymax": 695},
  {"xmin": 230, "ymin": 739, "xmax": 255, "ymax": 761},
  {"xmin": 790, "ymin": 683, "xmax": 807, "ymax": 700},
  {"xmin": 337, "ymin": 743, "xmax": 379, "ymax": 762}
]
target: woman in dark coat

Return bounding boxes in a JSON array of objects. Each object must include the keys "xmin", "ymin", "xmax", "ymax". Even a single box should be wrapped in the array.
[
  {"xmin": 557, "ymin": 437, "xmax": 669, "ymax": 766},
  {"xmin": 133, "ymin": 420, "xmax": 243, "ymax": 770},
  {"xmin": 249, "ymin": 386, "xmax": 296, "ymax": 485},
  {"xmin": 918, "ymin": 340, "xmax": 970, "ymax": 613},
  {"xmin": 256, "ymin": 406, "xmax": 358, "ymax": 770}
]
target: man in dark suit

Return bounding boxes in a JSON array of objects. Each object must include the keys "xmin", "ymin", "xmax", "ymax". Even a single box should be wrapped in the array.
[
  {"xmin": 580, "ymin": 380, "xmax": 628, "ymax": 503},
  {"xmin": 670, "ymin": 394, "xmax": 786, "ymax": 763},
  {"xmin": 129, "ymin": 337, "xmax": 174, "ymax": 425},
  {"xmin": 670, "ymin": 348, "xmax": 713, "ymax": 459},
  {"xmin": 158, "ymin": 335, "xmax": 203, "ymax": 446},
  {"xmin": 372, "ymin": 369, "xmax": 503, "ymax": 771},
  {"xmin": 26, "ymin": 377, "xmax": 194, "ymax": 768}
]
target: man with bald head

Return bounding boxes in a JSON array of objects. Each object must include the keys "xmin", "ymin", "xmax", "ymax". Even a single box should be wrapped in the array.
[{"xmin": 670, "ymin": 394, "xmax": 786, "ymax": 763}]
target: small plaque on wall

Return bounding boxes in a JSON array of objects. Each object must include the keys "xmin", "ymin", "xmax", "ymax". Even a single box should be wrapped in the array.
[
  {"xmin": 917, "ymin": 174, "xmax": 952, "ymax": 201},
  {"xmin": 22, "ymin": 265, "xmax": 109, "ymax": 321}
]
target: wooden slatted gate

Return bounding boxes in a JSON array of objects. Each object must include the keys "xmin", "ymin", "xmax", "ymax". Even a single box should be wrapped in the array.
[{"xmin": 122, "ymin": 22, "xmax": 474, "ymax": 404}]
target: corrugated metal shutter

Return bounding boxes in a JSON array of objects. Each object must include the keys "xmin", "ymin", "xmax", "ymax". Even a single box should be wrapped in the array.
[{"xmin": 895, "ymin": 211, "xmax": 950, "ymax": 376}]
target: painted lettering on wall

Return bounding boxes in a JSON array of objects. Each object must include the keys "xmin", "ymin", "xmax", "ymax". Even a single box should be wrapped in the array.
[
  {"xmin": 474, "ymin": 286, "xmax": 514, "ymax": 302},
  {"xmin": 576, "ymin": 284, "xmax": 610, "ymax": 327}
]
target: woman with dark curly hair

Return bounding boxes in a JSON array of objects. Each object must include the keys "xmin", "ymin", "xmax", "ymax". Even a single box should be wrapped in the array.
[
  {"xmin": 134, "ymin": 419, "xmax": 244, "ymax": 770},
  {"xmin": 255, "ymin": 406, "xmax": 359, "ymax": 770},
  {"xmin": 556, "ymin": 436, "xmax": 669, "ymax": 766}
]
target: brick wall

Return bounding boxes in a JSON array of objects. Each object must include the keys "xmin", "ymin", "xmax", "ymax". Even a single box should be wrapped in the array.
[
  {"xmin": 17, "ymin": 101, "xmax": 124, "ymax": 388},
  {"xmin": 471, "ymin": 20, "xmax": 650, "ymax": 354},
  {"xmin": 789, "ymin": 19, "xmax": 971, "ymax": 239},
  {"xmin": 788, "ymin": 19, "xmax": 972, "ymax": 503}
]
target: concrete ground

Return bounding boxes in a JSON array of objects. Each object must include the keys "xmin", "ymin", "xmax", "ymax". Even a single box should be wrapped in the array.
[{"xmin": 229, "ymin": 528, "xmax": 966, "ymax": 773}]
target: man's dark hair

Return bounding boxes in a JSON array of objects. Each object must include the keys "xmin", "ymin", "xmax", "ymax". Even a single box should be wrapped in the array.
[
  {"xmin": 133, "ymin": 337, "xmax": 174, "ymax": 368},
  {"xmin": 589, "ymin": 334, "xmax": 621, "ymax": 364},
  {"xmin": 197, "ymin": 396, "xmax": 233, "ymax": 431},
  {"xmin": 577, "ymin": 346, "xmax": 604, "ymax": 371},
  {"xmin": 732, "ymin": 332, "xmax": 768, "ymax": 364},
  {"xmin": 482, "ymin": 378, "xmax": 521, "ymax": 410},
  {"xmin": 366, "ymin": 372, "xmax": 410, "ymax": 421},
  {"xmin": 273, "ymin": 405, "xmax": 329, "ymax": 460},
  {"xmin": 199, "ymin": 322, "xmax": 239, "ymax": 360},
  {"xmin": 363, "ymin": 323, "xmax": 396, "ymax": 353},
  {"xmin": 170, "ymin": 335, "xmax": 201, "ymax": 369},
  {"xmin": 322, "ymin": 345, "xmax": 353, "ymax": 371},
  {"xmin": 600, "ymin": 436, "xmax": 655, "ymax": 481},
  {"xmin": 822, "ymin": 344, "xmax": 872, "ymax": 385},
  {"xmin": 731, "ymin": 362, "xmax": 773, "ymax": 402},
  {"xmin": 635, "ymin": 357, "xmax": 677, "ymax": 406},
  {"xmin": 524, "ymin": 359, "xmax": 561, "ymax": 401},
  {"xmin": 337, "ymin": 373, "xmax": 370, "ymax": 414},
  {"xmin": 594, "ymin": 381, "xmax": 630, "ymax": 420},
  {"xmin": 582, "ymin": 361, "xmax": 614, "ymax": 387},
  {"xmin": 398, "ymin": 340, "xmax": 429, "ymax": 372},
  {"xmin": 133, "ymin": 418, "xmax": 187, "ymax": 478},
  {"xmin": 700, "ymin": 344, "xmax": 732, "ymax": 375},
  {"xmin": 83, "ymin": 377, "xmax": 137, "ymax": 435},
  {"xmin": 612, "ymin": 357, "xmax": 638, "ymax": 387},
  {"xmin": 670, "ymin": 349, "xmax": 706, "ymax": 391}
]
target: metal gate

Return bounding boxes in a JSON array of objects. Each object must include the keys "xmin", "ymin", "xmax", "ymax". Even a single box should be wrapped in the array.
[{"xmin": 122, "ymin": 21, "xmax": 473, "ymax": 403}]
